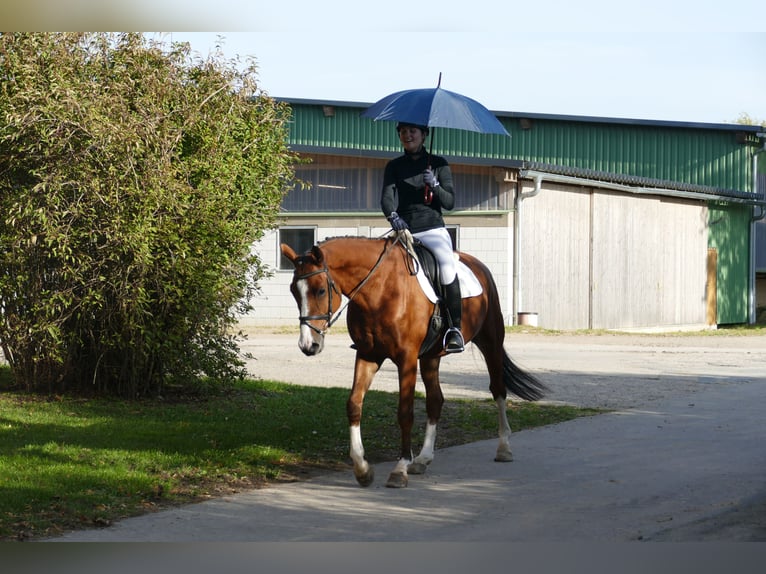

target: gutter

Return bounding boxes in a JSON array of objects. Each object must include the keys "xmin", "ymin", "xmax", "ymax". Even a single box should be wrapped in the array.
[
  {"xmin": 748, "ymin": 133, "xmax": 766, "ymax": 324},
  {"xmin": 512, "ymin": 174, "xmax": 542, "ymax": 324},
  {"xmin": 520, "ymin": 169, "xmax": 766, "ymax": 207}
]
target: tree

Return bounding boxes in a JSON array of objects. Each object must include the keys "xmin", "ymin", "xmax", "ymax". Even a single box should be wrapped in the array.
[
  {"xmin": 0, "ymin": 33, "xmax": 297, "ymax": 396},
  {"xmin": 735, "ymin": 112, "xmax": 766, "ymax": 128}
]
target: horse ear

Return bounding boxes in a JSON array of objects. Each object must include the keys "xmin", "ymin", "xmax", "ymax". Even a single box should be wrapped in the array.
[
  {"xmin": 311, "ymin": 245, "xmax": 325, "ymax": 265},
  {"xmin": 280, "ymin": 243, "xmax": 298, "ymax": 264}
]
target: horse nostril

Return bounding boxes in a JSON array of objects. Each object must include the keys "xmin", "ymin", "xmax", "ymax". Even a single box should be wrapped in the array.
[{"xmin": 301, "ymin": 342, "xmax": 321, "ymax": 356}]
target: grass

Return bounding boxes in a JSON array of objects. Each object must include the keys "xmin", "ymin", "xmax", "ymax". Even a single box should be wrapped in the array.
[{"xmin": 0, "ymin": 367, "xmax": 601, "ymax": 541}]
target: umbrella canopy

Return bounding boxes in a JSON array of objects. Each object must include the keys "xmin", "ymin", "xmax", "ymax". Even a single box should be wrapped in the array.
[{"xmin": 361, "ymin": 86, "xmax": 510, "ymax": 137}]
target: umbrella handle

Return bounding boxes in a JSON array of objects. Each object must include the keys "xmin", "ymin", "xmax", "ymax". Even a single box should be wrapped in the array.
[
  {"xmin": 424, "ymin": 157, "xmax": 433, "ymax": 205},
  {"xmin": 424, "ymin": 129, "xmax": 435, "ymax": 205}
]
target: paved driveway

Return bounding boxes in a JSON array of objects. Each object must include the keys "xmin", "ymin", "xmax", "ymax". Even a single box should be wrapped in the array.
[{"xmin": 49, "ymin": 330, "xmax": 766, "ymax": 542}]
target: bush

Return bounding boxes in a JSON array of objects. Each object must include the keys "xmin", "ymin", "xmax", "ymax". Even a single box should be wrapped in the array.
[{"xmin": 0, "ymin": 33, "xmax": 296, "ymax": 396}]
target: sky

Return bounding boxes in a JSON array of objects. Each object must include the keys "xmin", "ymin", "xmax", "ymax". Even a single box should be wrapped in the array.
[
  {"xmin": 162, "ymin": 29, "xmax": 765, "ymax": 125},
  {"xmin": 4, "ymin": 1, "xmax": 765, "ymax": 125}
]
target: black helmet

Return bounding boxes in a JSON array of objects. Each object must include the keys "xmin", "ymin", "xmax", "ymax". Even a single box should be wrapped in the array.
[{"xmin": 396, "ymin": 122, "xmax": 429, "ymax": 135}]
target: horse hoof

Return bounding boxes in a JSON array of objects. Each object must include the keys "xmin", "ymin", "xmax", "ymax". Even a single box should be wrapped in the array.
[
  {"xmin": 355, "ymin": 467, "xmax": 375, "ymax": 487},
  {"xmin": 407, "ymin": 461, "xmax": 429, "ymax": 475},
  {"xmin": 494, "ymin": 451, "xmax": 513, "ymax": 462},
  {"xmin": 385, "ymin": 472, "xmax": 408, "ymax": 488}
]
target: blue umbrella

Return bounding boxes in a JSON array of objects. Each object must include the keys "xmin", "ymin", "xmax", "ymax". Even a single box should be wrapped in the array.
[
  {"xmin": 361, "ymin": 76, "xmax": 510, "ymax": 137},
  {"xmin": 361, "ymin": 75, "xmax": 509, "ymax": 204}
]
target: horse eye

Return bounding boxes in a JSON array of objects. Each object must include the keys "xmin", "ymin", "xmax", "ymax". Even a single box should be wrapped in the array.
[{"xmin": 317, "ymin": 288, "xmax": 326, "ymax": 297}]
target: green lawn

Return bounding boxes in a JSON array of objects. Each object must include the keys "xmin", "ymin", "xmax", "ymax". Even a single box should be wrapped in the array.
[{"xmin": 0, "ymin": 369, "xmax": 600, "ymax": 541}]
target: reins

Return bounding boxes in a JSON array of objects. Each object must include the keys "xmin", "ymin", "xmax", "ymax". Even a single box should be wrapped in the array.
[{"xmin": 297, "ymin": 233, "xmax": 408, "ymax": 336}]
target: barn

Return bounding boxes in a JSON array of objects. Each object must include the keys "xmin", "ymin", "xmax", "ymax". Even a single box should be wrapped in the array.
[{"xmin": 244, "ymin": 98, "xmax": 766, "ymax": 331}]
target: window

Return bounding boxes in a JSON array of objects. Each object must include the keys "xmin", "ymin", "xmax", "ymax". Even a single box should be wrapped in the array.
[
  {"xmin": 452, "ymin": 168, "xmax": 507, "ymax": 211},
  {"xmin": 282, "ymin": 155, "xmax": 385, "ymax": 213},
  {"xmin": 446, "ymin": 225, "xmax": 458, "ymax": 250},
  {"xmin": 279, "ymin": 227, "xmax": 316, "ymax": 270},
  {"xmin": 281, "ymin": 153, "xmax": 509, "ymax": 214}
]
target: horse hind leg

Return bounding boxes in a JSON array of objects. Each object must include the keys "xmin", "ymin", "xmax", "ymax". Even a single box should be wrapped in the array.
[
  {"xmin": 484, "ymin": 347, "xmax": 514, "ymax": 462},
  {"xmin": 385, "ymin": 356, "xmax": 420, "ymax": 488},
  {"xmin": 494, "ymin": 396, "xmax": 514, "ymax": 462},
  {"xmin": 409, "ymin": 422, "xmax": 437, "ymax": 474},
  {"xmin": 473, "ymin": 335, "xmax": 515, "ymax": 463},
  {"xmin": 408, "ymin": 356, "xmax": 443, "ymax": 475}
]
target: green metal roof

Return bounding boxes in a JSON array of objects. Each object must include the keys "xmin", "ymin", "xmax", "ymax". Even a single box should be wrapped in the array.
[{"xmin": 282, "ymin": 98, "xmax": 764, "ymax": 198}]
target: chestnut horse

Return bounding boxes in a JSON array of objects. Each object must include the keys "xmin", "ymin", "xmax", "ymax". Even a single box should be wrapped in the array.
[{"xmin": 281, "ymin": 234, "xmax": 545, "ymax": 488}]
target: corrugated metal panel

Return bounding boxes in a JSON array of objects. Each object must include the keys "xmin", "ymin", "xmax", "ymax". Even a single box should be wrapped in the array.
[
  {"xmin": 287, "ymin": 102, "xmax": 758, "ymax": 194},
  {"xmin": 708, "ymin": 203, "xmax": 751, "ymax": 324},
  {"xmin": 289, "ymin": 104, "xmax": 514, "ymax": 158}
]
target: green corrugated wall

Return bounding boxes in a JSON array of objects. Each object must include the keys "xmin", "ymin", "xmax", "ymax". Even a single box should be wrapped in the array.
[
  {"xmin": 708, "ymin": 203, "xmax": 752, "ymax": 324},
  {"xmin": 288, "ymin": 103, "xmax": 755, "ymax": 192}
]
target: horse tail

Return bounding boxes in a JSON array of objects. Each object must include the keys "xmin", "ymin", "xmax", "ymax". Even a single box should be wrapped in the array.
[{"xmin": 503, "ymin": 351, "xmax": 547, "ymax": 401}]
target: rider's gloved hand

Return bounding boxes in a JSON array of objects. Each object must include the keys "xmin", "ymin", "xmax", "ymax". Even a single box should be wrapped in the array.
[
  {"xmin": 387, "ymin": 211, "xmax": 408, "ymax": 232},
  {"xmin": 423, "ymin": 167, "xmax": 439, "ymax": 188}
]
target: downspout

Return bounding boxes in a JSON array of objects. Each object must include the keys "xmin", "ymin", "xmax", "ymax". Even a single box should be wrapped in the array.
[
  {"xmin": 748, "ymin": 133, "xmax": 766, "ymax": 324},
  {"xmin": 513, "ymin": 173, "xmax": 542, "ymax": 324}
]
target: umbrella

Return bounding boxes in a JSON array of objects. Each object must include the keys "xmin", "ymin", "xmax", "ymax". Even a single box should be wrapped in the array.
[
  {"xmin": 361, "ymin": 74, "xmax": 510, "ymax": 203},
  {"xmin": 360, "ymin": 74, "xmax": 510, "ymax": 138}
]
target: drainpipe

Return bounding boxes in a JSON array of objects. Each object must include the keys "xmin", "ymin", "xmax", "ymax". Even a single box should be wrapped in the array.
[
  {"xmin": 749, "ymin": 133, "xmax": 766, "ymax": 324},
  {"xmin": 513, "ymin": 173, "xmax": 542, "ymax": 324}
]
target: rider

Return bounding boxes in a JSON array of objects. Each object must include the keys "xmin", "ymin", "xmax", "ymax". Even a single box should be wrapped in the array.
[{"xmin": 380, "ymin": 122, "xmax": 464, "ymax": 353}]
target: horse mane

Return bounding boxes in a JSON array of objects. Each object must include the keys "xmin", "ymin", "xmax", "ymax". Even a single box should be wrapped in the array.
[{"xmin": 317, "ymin": 235, "xmax": 391, "ymax": 247}]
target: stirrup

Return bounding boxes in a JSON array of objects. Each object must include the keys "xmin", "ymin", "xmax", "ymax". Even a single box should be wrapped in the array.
[{"xmin": 443, "ymin": 327, "xmax": 465, "ymax": 353}]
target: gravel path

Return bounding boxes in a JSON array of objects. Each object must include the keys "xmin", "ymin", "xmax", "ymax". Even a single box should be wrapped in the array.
[{"xmin": 240, "ymin": 329, "xmax": 766, "ymax": 410}]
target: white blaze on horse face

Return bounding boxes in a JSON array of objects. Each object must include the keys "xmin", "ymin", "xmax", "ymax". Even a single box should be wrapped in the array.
[{"xmin": 296, "ymin": 279, "xmax": 315, "ymax": 351}]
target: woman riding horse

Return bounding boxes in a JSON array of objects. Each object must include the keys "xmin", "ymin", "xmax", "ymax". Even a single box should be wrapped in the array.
[{"xmin": 381, "ymin": 122, "xmax": 464, "ymax": 353}]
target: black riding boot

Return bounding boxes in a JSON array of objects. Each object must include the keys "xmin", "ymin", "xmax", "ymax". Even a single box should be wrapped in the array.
[{"xmin": 442, "ymin": 278, "xmax": 465, "ymax": 353}]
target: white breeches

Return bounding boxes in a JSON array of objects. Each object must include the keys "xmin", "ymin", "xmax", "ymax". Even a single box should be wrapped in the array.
[{"xmin": 413, "ymin": 227, "xmax": 456, "ymax": 284}]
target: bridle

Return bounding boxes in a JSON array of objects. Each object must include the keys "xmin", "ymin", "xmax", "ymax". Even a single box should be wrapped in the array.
[
  {"xmin": 294, "ymin": 235, "xmax": 401, "ymax": 337},
  {"xmin": 295, "ymin": 263, "xmax": 341, "ymax": 336}
]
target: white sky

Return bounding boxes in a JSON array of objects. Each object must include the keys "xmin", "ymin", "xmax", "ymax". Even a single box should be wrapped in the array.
[
  {"xmin": 8, "ymin": 1, "xmax": 764, "ymax": 125},
  {"xmin": 159, "ymin": 21, "xmax": 765, "ymax": 125}
]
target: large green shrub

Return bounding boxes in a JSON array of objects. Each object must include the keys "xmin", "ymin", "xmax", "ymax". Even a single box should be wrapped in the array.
[{"xmin": 0, "ymin": 33, "xmax": 296, "ymax": 395}]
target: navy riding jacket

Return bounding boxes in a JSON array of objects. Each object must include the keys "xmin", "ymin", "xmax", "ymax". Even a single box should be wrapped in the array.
[{"xmin": 380, "ymin": 150, "xmax": 455, "ymax": 234}]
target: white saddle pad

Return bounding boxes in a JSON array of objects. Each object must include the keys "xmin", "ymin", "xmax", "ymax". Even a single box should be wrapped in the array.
[{"xmin": 415, "ymin": 253, "xmax": 483, "ymax": 304}]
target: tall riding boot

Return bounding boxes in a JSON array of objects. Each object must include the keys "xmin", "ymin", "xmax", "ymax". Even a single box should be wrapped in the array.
[{"xmin": 442, "ymin": 278, "xmax": 465, "ymax": 353}]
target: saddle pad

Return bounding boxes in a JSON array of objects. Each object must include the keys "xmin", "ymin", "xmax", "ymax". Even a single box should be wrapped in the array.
[{"xmin": 415, "ymin": 254, "xmax": 483, "ymax": 303}]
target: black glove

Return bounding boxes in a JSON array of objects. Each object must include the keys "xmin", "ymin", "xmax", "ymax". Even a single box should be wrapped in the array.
[
  {"xmin": 423, "ymin": 167, "xmax": 439, "ymax": 188},
  {"xmin": 387, "ymin": 211, "xmax": 408, "ymax": 232}
]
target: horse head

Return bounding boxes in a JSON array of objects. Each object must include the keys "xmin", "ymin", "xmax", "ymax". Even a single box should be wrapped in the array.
[{"xmin": 281, "ymin": 243, "xmax": 338, "ymax": 356}]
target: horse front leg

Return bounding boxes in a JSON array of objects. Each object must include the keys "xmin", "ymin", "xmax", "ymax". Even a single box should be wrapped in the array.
[
  {"xmin": 408, "ymin": 355, "xmax": 443, "ymax": 475},
  {"xmin": 347, "ymin": 354, "xmax": 382, "ymax": 487},
  {"xmin": 385, "ymin": 356, "xmax": 419, "ymax": 488}
]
